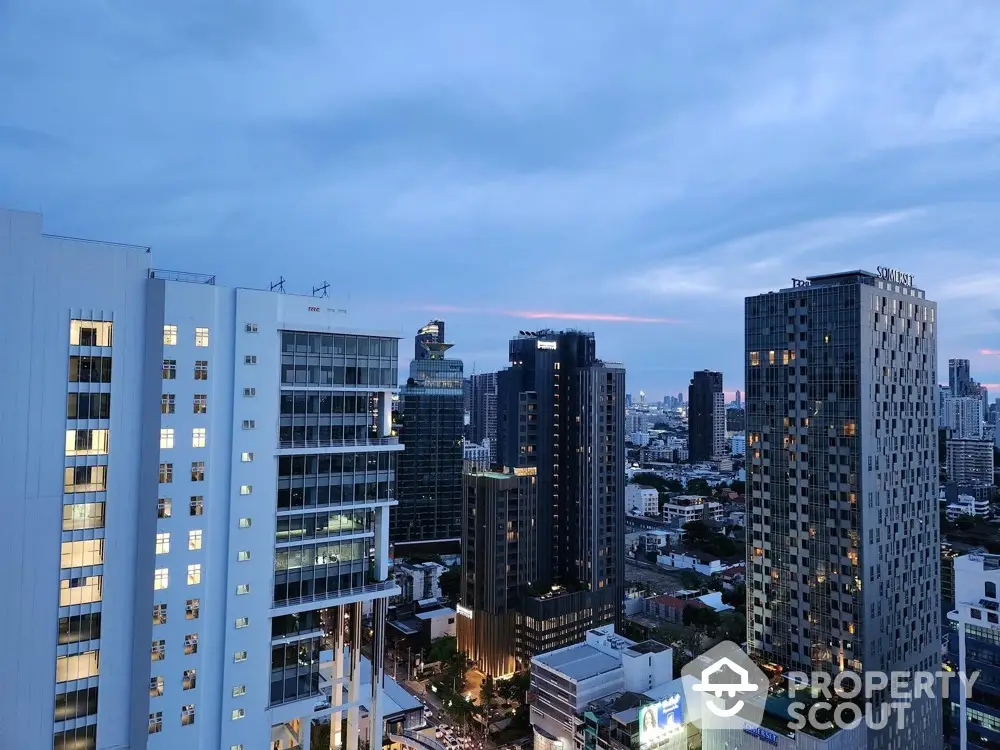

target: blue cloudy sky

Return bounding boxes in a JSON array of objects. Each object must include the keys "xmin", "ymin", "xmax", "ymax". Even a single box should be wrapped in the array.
[{"xmin": 2, "ymin": 2, "xmax": 999, "ymax": 398}]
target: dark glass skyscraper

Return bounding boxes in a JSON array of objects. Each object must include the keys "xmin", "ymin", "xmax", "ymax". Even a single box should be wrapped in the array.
[
  {"xmin": 496, "ymin": 330, "xmax": 625, "ymax": 659},
  {"xmin": 392, "ymin": 321, "xmax": 464, "ymax": 551},
  {"xmin": 468, "ymin": 371, "xmax": 498, "ymax": 464},
  {"xmin": 688, "ymin": 369, "xmax": 724, "ymax": 462}
]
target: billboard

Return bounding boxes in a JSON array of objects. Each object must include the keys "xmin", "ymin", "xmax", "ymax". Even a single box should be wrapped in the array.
[{"xmin": 638, "ymin": 693, "xmax": 684, "ymax": 749}]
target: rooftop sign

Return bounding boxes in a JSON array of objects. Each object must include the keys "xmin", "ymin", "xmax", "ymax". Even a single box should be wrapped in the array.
[{"xmin": 877, "ymin": 266, "xmax": 914, "ymax": 286}]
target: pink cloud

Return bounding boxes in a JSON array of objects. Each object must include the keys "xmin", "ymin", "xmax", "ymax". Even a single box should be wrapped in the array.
[
  {"xmin": 980, "ymin": 349, "xmax": 1000, "ymax": 356},
  {"xmin": 417, "ymin": 305, "xmax": 681, "ymax": 324}
]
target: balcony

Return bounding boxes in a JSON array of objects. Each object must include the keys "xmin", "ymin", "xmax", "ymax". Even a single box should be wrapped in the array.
[
  {"xmin": 278, "ymin": 436, "xmax": 400, "ymax": 450},
  {"xmin": 272, "ymin": 579, "xmax": 400, "ymax": 614},
  {"xmin": 148, "ymin": 268, "xmax": 216, "ymax": 285}
]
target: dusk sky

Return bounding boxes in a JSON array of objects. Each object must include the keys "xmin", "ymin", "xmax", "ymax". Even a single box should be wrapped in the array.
[{"xmin": 2, "ymin": 2, "xmax": 999, "ymax": 398}]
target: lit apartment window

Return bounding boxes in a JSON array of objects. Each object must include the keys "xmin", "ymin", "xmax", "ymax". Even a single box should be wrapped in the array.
[
  {"xmin": 158, "ymin": 498, "xmax": 172, "ymax": 518},
  {"xmin": 194, "ymin": 361, "xmax": 208, "ymax": 380},
  {"xmin": 184, "ymin": 633, "xmax": 198, "ymax": 655},
  {"xmin": 243, "ymin": 387, "xmax": 256, "ymax": 397},
  {"xmin": 234, "ymin": 651, "xmax": 247, "ymax": 663},
  {"xmin": 232, "ymin": 685, "xmax": 246, "ymax": 697},
  {"xmin": 64, "ymin": 465, "xmax": 107, "ymax": 493},
  {"xmin": 241, "ymin": 452, "xmax": 254, "ymax": 462},
  {"xmin": 62, "ymin": 502, "xmax": 106, "ymax": 531},
  {"xmin": 232, "ymin": 745, "xmax": 245, "ymax": 750},
  {"xmin": 192, "ymin": 428, "xmax": 206, "ymax": 448},
  {"xmin": 232, "ymin": 709, "xmax": 246, "ymax": 720},
  {"xmin": 235, "ymin": 617, "xmax": 249, "ymax": 629},
  {"xmin": 236, "ymin": 584, "xmax": 250, "ymax": 595},
  {"xmin": 159, "ymin": 463, "xmax": 173, "ymax": 483},
  {"xmin": 237, "ymin": 550, "xmax": 251, "ymax": 562},
  {"xmin": 244, "ymin": 355, "xmax": 257, "ymax": 365},
  {"xmin": 160, "ymin": 428, "xmax": 174, "ymax": 449},
  {"xmin": 151, "ymin": 640, "xmax": 165, "ymax": 661},
  {"xmin": 59, "ymin": 576, "xmax": 102, "ymax": 606},
  {"xmin": 186, "ymin": 599, "xmax": 200, "ymax": 619},
  {"xmin": 155, "ymin": 533, "xmax": 170, "ymax": 555},
  {"xmin": 56, "ymin": 651, "xmax": 100, "ymax": 683},
  {"xmin": 61, "ymin": 540, "xmax": 104, "ymax": 568},
  {"xmin": 150, "ymin": 676, "xmax": 163, "ymax": 697},
  {"xmin": 181, "ymin": 704, "xmax": 195, "ymax": 726},
  {"xmin": 149, "ymin": 712, "xmax": 163, "ymax": 734},
  {"xmin": 162, "ymin": 394, "xmax": 175, "ymax": 414},
  {"xmin": 195, "ymin": 327, "xmax": 209, "ymax": 347},
  {"xmin": 189, "ymin": 530, "xmax": 202, "ymax": 550},
  {"xmin": 65, "ymin": 429, "xmax": 110, "ymax": 456},
  {"xmin": 183, "ymin": 669, "xmax": 197, "ymax": 690},
  {"xmin": 153, "ymin": 603, "xmax": 167, "ymax": 625},
  {"xmin": 239, "ymin": 518, "xmax": 252, "ymax": 528},
  {"xmin": 191, "ymin": 462, "xmax": 205, "ymax": 481},
  {"xmin": 241, "ymin": 420, "xmax": 255, "ymax": 430},
  {"xmin": 245, "ymin": 323, "xmax": 258, "ymax": 333},
  {"xmin": 70, "ymin": 320, "xmax": 113, "ymax": 347},
  {"xmin": 154, "ymin": 568, "xmax": 169, "ymax": 590},
  {"xmin": 163, "ymin": 359, "xmax": 176, "ymax": 379},
  {"xmin": 163, "ymin": 325, "xmax": 177, "ymax": 345},
  {"xmin": 240, "ymin": 485, "xmax": 252, "ymax": 495},
  {"xmin": 190, "ymin": 496, "xmax": 204, "ymax": 516},
  {"xmin": 187, "ymin": 564, "xmax": 201, "ymax": 585}
]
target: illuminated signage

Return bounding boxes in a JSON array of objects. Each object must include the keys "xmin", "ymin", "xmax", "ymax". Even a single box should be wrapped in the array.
[
  {"xmin": 638, "ymin": 694, "xmax": 684, "ymax": 749},
  {"xmin": 876, "ymin": 266, "xmax": 914, "ymax": 286},
  {"xmin": 536, "ymin": 340, "xmax": 557, "ymax": 350},
  {"xmin": 513, "ymin": 467, "xmax": 537, "ymax": 477},
  {"xmin": 456, "ymin": 605, "xmax": 473, "ymax": 619},
  {"xmin": 743, "ymin": 724, "xmax": 779, "ymax": 746}
]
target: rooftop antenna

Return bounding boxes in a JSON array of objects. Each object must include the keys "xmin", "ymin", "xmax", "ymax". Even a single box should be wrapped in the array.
[
  {"xmin": 270, "ymin": 276, "xmax": 286, "ymax": 294},
  {"xmin": 312, "ymin": 281, "xmax": 330, "ymax": 298}
]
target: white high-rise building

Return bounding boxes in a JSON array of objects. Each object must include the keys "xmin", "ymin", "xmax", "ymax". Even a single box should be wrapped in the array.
[
  {"xmin": 942, "ymin": 395, "xmax": 984, "ymax": 439},
  {"xmin": 0, "ymin": 208, "xmax": 401, "ymax": 750}
]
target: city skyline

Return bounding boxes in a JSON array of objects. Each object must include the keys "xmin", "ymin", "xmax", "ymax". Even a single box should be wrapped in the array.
[{"xmin": 3, "ymin": 3, "xmax": 1000, "ymax": 397}]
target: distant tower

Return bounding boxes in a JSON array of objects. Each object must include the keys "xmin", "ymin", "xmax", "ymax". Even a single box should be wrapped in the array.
[{"xmin": 638, "ymin": 389, "xmax": 645, "ymax": 404}]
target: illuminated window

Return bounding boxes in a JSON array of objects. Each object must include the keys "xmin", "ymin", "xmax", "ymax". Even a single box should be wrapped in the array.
[
  {"xmin": 239, "ymin": 518, "xmax": 252, "ymax": 528},
  {"xmin": 750, "ymin": 351, "xmax": 760, "ymax": 366},
  {"xmin": 189, "ymin": 530, "xmax": 202, "ymax": 550},
  {"xmin": 158, "ymin": 498, "xmax": 172, "ymax": 518},
  {"xmin": 163, "ymin": 359, "xmax": 176, "ymax": 379},
  {"xmin": 768, "ymin": 350, "xmax": 776, "ymax": 365},
  {"xmin": 184, "ymin": 633, "xmax": 198, "ymax": 655},
  {"xmin": 234, "ymin": 651, "xmax": 247, "ymax": 663},
  {"xmin": 71, "ymin": 320, "xmax": 113, "ymax": 347},
  {"xmin": 232, "ymin": 685, "xmax": 246, "ymax": 697},
  {"xmin": 56, "ymin": 651, "xmax": 99, "ymax": 683},
  {"xmin": 62, "ymin": 502, "xmax": 106, "ymax": 531},
  {"xmin": 150, "ymin": 676, "xmax": 163, "ymax": 697},
  {"xmin": 187, "ymin": 564, "xmax": 201, "ymax": 585},
  {"xmin": 162, "ymin": 394, "xmax": 175, "ymax": 414},
  {"xmin": 241, "ymin": 452, "xmax": 254, "ymax": 462},
  {"xmin": 191, "ymin": 462, "xmax": 205, "ymax": 481},
  {"xmin": 181, "ymin": 704, "xmax": 195, "ymax": 726},
  {"xmin": 163, "ymin": 325, "xmax": 177, "ymax": 345},
  {"xmin": 151, "ymin": 640, "xmax": 165, "ymax": 661},
  {"xmin": 153, "ymin": 603, "xmax": 167, "ymax": 625},
  {"xmin": 64, "ymin": 465, "xmax": 107, "ymax": 493},
  {"xmin": 190, "ymin": 496, "xmax": 204, "ymax": 516},
  {"xmin": 59, "ymin": 576, "xmax": 102, "ymax": 606},
  {"xmin": 65, "ymin": 429, "xmax": 110, "ymax": 456},
  {"xmin": 195, "ymin": 327, "xmax": 209, "ymax": 347},
  {"xmin": 155, "ymin": 532, "xmax": 170, "ymax": 555},
  {"xmin": 844, "ymin": 423, "xmax": 857, "ymax": 437},
  {"xmin": 192, "ymin": 428, "xmax": 206, "ymax": 448},
  {"xmin": 61, "ymin": 540, "xmax": 104, "ymax": 568},
  {"xmin": 194, "ymin": 361, "xmax": 208, "ymax": 380},
  {"xmin": 159, "ymin": 463, "xmax": 173, "ymax": 483},
  {"xmin": 232, "ymin": 709, "xmax": 246, "ymax": 720},
  {"xmin": 149, "ymin": 712, "xmax": 163, "ymax": 734},
  {"xmin": 154, "ymin": 568, "xmax": 169, "ymax": 590},
  {"xmin": 237, "ymin": 550, "xmax": 251, "ymax": 562},
  {"xmin": 236, "ymin": 584, "xmax": 250, "ymax": 595},
  {"xmin": 193, "ymin": 394, "xmax": 207, "ymax": 414},
  {"xmin": 186, "ymin": 599, "xmax": 200, "ymax": 620},
  {"xmin": 183, "ymin": 669, "xmax": 197, "ymax": 690},
  {"xmin": 240, "ymin": 485, "xmax": 252, "ymax": 495},
  {"xmin": 235, "ymin": 617, "xmax": 249, "ymax": 629}
]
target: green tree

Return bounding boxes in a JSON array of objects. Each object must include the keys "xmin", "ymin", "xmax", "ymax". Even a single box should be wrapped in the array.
[
  {"xmin": 730, "ymin": 480, "xmax": 746, "ymax": 494},
  {"xmin": 679, "ymin": 569, "xmax": 704, "ymax": 590},
  {"xmin": 686, "ymin": 478, "xmax": 711, "ymax": 495},
  {"xmin": 480, "ymin": 675, "xmax": 497, "ymax": 738},
  {"xmin": 682, "ymin": 520, "xmax": 714, "ymax": 545},
  {"xmin": 426, "ymin": 636, "xmax": 458, "ymax": 664},
  {"xmin": 682, "ymin": 605, "xmax": 721, "ymax": 633},
  {"xmin": 440, "ymin": 566, "xmax": 461, "ymax": 600}
]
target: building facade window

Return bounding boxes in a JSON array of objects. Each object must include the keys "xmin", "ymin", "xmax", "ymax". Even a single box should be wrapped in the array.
[
  {"xmin": 155, "ymin": 533, "xmax": 170, "ymax": 555},
  {"xmin": 242, "ymin": 420, "xmax": 255, "ymax": 430},
  {"xmin": 232, "ymin": 685, "xmax": 246, "ymax": 697},
  {"xmin": 236, "ymin": 584, "xmax": 250, "ymax": 595},
  {"xmin": 149, "ymin": 712, "xmax": 163, "ymax": 734},
  {"xmin": 239, "ymin": 517, "xmax": 252, "ymax": 528},
  {"xmin": 243, "ymin": 387, "xmax": 256, "ymax": 397},
  {"xmin": 244, "ymin": 355, "xmax": 257, "ymax": 365},
  {"xmin": 241, "ymin": 452, "xmax": 254, "ymax": 462},
  {"xmin": 193, "ymin": 394, "xmax": 207, "ymax": 414},
  {"xmin": 190, "ymin": 496, "xmax": 204, "ymax": 516},
  {"xmin": 195, "ymin": 327, "xmax": 209, "ymax": 347},
  {"xmin": 69, "ymin": 355, "xmax": 112, "ymax": 383},
  {"xmin": 186, "ymin": 599, "xmax": 200, "ymax": 619},
  {"xmin": 163, "ymin": 325, "xmax": 177, "ymax": 345},
  {"xmin": 184, "ymin": 634, "xmax": 198, "ymax": 655},
  {"xmin": 70, "ymin": 320, "xmax": 113, "ymax": 347},
  {"xmin": 62, "ymin": 502, "xmax": 106, "ymax": 531},
  {"xmin": 159, "ymin": 463, "xmax": 173, "ymax": 483},
  {"xmin": 245, "ymin": 323, "xmax": 258, "ymax": 333},
  {"xmin": 240, "ymin": 485, "xmax": 252, "ymax": 495},
  {"xmin": 153, "ymin": 604, "xmax": 167, "ymax": 625},
  {"xmin": 192, "ymin": 428, "xmax": 206, "ymax": 448},
  {"xmin": 191, "ymin": 462, "xmax": 205, "ymax": 481},
  {"xmin": 163, "ymin": 359, "xmax": 176, "ymax": 379},
  {"xmin": 56, "ymin": 651, "xmax": 100, "ymax": 683},
  {"xmin": 181, "ymin": 704, "xmax": 195, "ymax": 726},
  {"xmin": 61, "ymin": 540, "xmax": 104, "ymax": 568},
  {"xmin": 59, "ymin": 576, "xmax": 102, "ymax": 606},
  {"xmin": 183, "ymin": 669, "xmax": 197, "ymax": 690},
  {"xmin": 151, "ymin": 640, "xmax": 165, "ymax": 661},
  {"xmin": 234, "ymin": 651, "xmax": 247, "ymax": 662},
  {"xmin": 65, "ymin": 465, "xmax": 107, "ymax": 493},
  {"xmin": 187, "ymin": 564, "xmax": 201, "ymax": 585},
  {"xmin": 154, "ymin": 568, "xmax": 169, "ymax": 590},
  {"xmin": 235, "ymin": 617, "xmax": 249, "ymax": 629},
  {"xmin": 194, "ymin": 361, "xmax": 208, "ymax": 380},
  {"xmin": 189, "ymin": 530, "xmax": 202, "ymax": 550},
  {"xmin": 160, "ymin": 428, "xmax": 174, "ymax": 449},
  {"xmin": 65, "ymin": 428, "xmax": 110, "ymax": 456},
  {"xmin": 67, "ymin": 392, "xmax": 111, "ymax": 420},
  {"xmin": 232, "ymin": 708, "xmax": 246, "ymax": 720},
  {"xmin": 158, "ymin": 498, "xmax": 172, "ymax": 518},
  {"xmin": 162, "ymin": 394, "xmax": 175, "ymax": 414},
  {"xmin": 237, "ymin": 550, "xmax": 251, "ymax": 562},
  {"xmin": 150, "ymin": 676, "xmax": 163, "ymax": 697}
]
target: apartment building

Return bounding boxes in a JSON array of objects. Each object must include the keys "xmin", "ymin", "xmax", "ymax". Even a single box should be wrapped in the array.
[
  {"xmin": 0, "ymin": 208, "xmax": 400, "ymax": 750},
  {"xmin": 660, "ymin": 495, "xmax": 723, "ymax": 525}
]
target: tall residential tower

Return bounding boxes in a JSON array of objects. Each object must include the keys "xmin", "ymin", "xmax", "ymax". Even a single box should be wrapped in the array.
[
  {"xmin": 745, "ymin": 269, "xmax": 940, "ymax": 749},
  {"xmin": 688, "ymin": 369, "xmax": 725, "ymax": 462}
]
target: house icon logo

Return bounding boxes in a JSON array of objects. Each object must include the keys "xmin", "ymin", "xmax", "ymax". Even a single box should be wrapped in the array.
[{"xmin": 680, "ymin": 641, "xmax": 767, "ymax": 729}]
